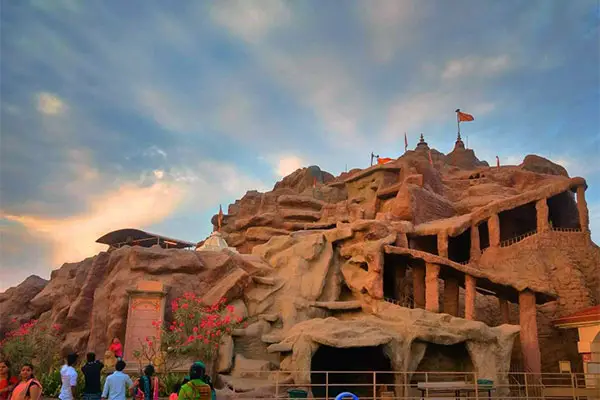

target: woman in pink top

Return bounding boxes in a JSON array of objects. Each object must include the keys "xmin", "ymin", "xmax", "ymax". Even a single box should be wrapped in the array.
[
  {"xmin": 9, "ymin": 364, "xmax": 42, "ymax": 400},
  {"xmin": 108, "ymin": 338, "xmax": 123, "ymax": 361}
]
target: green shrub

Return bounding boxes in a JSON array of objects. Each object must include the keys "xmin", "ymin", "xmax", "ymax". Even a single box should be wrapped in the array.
[{"xmin": 160, "ymin": 373, "xmax": 186, "ymax": 397}]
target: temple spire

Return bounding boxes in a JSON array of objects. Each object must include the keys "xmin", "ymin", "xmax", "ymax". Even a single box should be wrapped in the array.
[{"xmin": 416, "ymin": 133, "xmax": 430, "ymax": 151}]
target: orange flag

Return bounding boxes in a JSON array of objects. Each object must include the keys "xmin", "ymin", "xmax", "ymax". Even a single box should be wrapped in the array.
[
  {"xmin": 457, "ymin": 111, "xmax": 475, "ymax": 122},
  {"xmin": 377, "ymin": 157, "xmax": 393, "ymax": 164},
  {"xmin": 404, "ymin": 133, "xmax": 408, "ymax": 151},
  {"xmin": 428, "ymin": 150, "xmax": 433, "ymax": 166},
  {"xmin": 217, "ymin": 205, "xmax": 224, "ymax": 231}
]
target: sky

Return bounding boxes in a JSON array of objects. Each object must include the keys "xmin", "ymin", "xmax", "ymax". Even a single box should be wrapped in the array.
[{"xmin": 1, "ymin": 0, "xmax": 599, "ymax": 291}]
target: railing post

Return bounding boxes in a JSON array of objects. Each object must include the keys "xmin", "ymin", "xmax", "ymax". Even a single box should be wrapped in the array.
[
  {"xmin": 474, "ymin": 371, "xmax": 480, "ymax": 400},
  {"xmin": 373, "ymin": 371, "xmax": 377, "ymax": 400},
  {"xmin": 325, "ymin": 371, "xmax": 329, "ymax": 400},
  {"xmin": 524, "ymin": 372, "xmax": 529, "ymax": 399},
  {"xmin": 275, "ymin": 370, "xmax": 279, "ymax": 399}
]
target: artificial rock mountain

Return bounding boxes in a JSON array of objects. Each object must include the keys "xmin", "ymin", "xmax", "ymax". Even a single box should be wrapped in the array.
[{"xmin": 2, "ymin": 142, "xmax": 598, "ymax": 398}]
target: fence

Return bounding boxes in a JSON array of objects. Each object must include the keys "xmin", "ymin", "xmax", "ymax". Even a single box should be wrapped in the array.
[{"xmin": 224, "ymin": 370, "xmax": 600, "ymax": 399}]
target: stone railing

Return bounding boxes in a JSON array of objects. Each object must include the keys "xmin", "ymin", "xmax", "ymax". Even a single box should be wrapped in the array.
[
  {"xmin": 457, "ymin": 260, "xmax": 470, "ymax": 265},
  {"xmin": 499, "ymin": 230, "xmax": 538, "ymax": 248}
]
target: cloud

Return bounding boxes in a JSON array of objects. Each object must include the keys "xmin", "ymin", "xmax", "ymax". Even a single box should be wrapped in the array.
[
  {"xmin": 36, "ymin": 92, "xmax": 66, "ymax": 115},
  {"xmin": 3, "ymin": 180, "xmax": 185, "ymax": 265},
  {"xmin": 441, "ymin": 55, "xmax": 512, "ymax": 81},
  {"xmin": 360, "ymin": 0, "xmax": 423, "ymax": 63},
  {"xmin": 153, "ymin": 169, "xmax": 165, "ymax": 179},
  {"xmin": 210, "ymin": 0, "xmax": 291, "ymax": 44},
  {"xmin": 382, "ymin": 91, "xmax": 496, "ymax": 139},
  {"xmin": 275, "ymin": 155, "xmax": 305, "ymax": 177}
]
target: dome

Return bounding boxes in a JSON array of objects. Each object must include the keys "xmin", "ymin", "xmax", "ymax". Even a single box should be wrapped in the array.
[{"xmin": 195, "ymin": 231, "xmax": 238, "ymax": 252}]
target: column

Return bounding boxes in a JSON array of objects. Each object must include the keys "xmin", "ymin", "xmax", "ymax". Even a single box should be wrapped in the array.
[
  {"xmin": 443, "ymin": 277, "xmax": 460, "ymax": 316},
  {"xmin": 519, "ymin": 290, "xmax": 541, "ymax": 375},
  {"xmin": 470, "ymin": 225, "xmax": 480, "ymax": 262},
  {"xmin": 437, "ymin": 234, "xmax": 448, "ymax": 258},
  {"xmin": 425, "ymin": 263, "xmax": 440, "ymax": 313},
  {"xmin": 465, "ymin": 275, "xmax": 476, "ymax": 320},
  {"xmin": 412, "ymin": 265, "xmax": 426, "ymax": 309},
  {"xmin": 499, "ymin": 297, "xmax": 510, "ymax": 324},
  {"xmin": 489, "ymin": 214, "xmax": 501, "ymax": 247},
  {"xmin": 536, "ymin": 199, "xmax": 550, "ymax": 232},
  {"xmin": 395, "ymin": 232, "xmax": 408, "ymax": 248},
  {"xmin": 576, "ymin": 186, "xmax": 590, "ymax": 232}
]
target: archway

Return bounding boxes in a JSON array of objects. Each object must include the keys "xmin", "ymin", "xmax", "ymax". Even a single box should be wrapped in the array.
[
  {"xmin": 311, "ymin": 345, "xmax": 393, "ymax": 399},
  {"xmin": 412, "ymin": 342, "xmax": 474, "ymax": 383}
]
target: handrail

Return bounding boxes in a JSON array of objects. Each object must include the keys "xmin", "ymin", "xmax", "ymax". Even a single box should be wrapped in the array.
[
  {"xmin": 550, "ymin": 227, "xmax": 582, "ymax": 233},
  {"xmin": 499, "ymin": 230, "xmax": 537, "ymax": 247}
]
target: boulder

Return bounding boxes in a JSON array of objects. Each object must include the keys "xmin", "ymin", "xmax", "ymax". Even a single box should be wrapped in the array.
[{"xmin": 0, "ymin": 275, "xmax": 48, "ymax": 335}]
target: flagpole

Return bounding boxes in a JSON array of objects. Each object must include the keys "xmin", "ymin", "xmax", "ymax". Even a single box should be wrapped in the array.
[{"xmin": 456, "ymin": 109, "xmax": 461, "ymax": 137}]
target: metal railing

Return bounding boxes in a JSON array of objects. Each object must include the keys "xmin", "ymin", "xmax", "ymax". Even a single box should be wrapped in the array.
[
  {"xmin": 383, "ymin": 296, "xmax": 414, "ymax": 309},
  {"xmin": 220, "ymin": 370, "xmax": 600, "ymax": 399},
  {"xmin": 499, "ymin": 230, "xmax": 538, "ymax": 248},
  {"xmin": 550, "ymin": 227, "xmax": 583, "ymax": 233}
]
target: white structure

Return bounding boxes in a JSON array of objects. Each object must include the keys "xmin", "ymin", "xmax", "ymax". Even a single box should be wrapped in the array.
[{"xmin": 195, "ymin": 231, "xmax": 238, "ymax": 253}]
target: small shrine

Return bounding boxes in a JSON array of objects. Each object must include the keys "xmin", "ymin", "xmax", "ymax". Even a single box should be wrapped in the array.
[
  {"xmin": 195, "ymin": 231, "xmax": 238, "ymax": 253},
  {"xmin": 415, "ymin": 133, "xmax": 430, "ymax": 151}
]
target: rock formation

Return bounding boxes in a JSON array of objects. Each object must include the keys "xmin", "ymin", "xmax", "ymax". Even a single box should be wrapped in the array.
[{"xmin": 2, "ymin": 142, "xmax": 598, "ymax": 398}]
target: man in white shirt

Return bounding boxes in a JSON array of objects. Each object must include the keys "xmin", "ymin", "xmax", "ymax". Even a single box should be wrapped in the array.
[
  {"xmin": 101, "ymin": 360, "xmax": 133, "ymax": 400},
  {"xmin": 59, "ymin": 353, "xmax": 79, "ymax": 400}
]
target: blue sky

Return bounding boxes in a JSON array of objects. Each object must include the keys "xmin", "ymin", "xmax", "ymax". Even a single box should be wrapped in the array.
[{"xmin": 1, "ymin": 0, "xmax": 599, "ymax": 290}]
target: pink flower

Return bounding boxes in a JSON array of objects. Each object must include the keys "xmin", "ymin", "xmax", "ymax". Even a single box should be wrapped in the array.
[
  {"xmin": 192, "ymin": 327, "xmax": 198, "ymax": 333},
  {"xmin": 182, "ymin": 303, "xmax": 189, "ymax": 309},
  {"xmin": 148, "ymin": 341, "xmax": 153, "ymax": 347},
  {"xmin": 226, "ymin": 305, "xmax": 235, "ymax": 313}
]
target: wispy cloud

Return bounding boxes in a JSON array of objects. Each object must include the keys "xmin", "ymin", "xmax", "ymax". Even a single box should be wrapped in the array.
[
  {"xmin": 36, "ymin": 92, "xmax": 67, "ymax": 115},
  {"xmin": 441, "ymin": 55, "xmax": 513, "ymax": 81}
]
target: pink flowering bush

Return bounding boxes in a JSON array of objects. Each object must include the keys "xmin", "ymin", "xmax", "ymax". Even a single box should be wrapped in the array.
[
  {"xmin": 133, "ymin": 293, "xmax": 246, "ymax": 372},
  {"xmin": 0, "ymin": 319, "xmax": 62, "ymax": 374}
]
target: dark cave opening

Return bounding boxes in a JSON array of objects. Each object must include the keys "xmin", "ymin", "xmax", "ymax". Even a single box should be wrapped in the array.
[
  {"xmin": 548, "ymin": 191, "xmax": 580, "ymax": 229},
  {"xmin": 499, "ymin": 202, "xmax": 537, "ymax": 242},
  {"xmin": 409, "ymin": 235, "xmax": 438, "ymax": 255},
  {"xmin": 311, "ymin": 345, "xmax": 394, "ymax": 399},
  {"xmin": 478, "ymin": 221, "xmax": 490, "ymax": 251},
  {"xmin": 448, "ymin": 229, "xmax": 471, "ymax": 263},
  {"xmin": 412, "ymin": 342, "xmax": 474, "ymax": 383}
]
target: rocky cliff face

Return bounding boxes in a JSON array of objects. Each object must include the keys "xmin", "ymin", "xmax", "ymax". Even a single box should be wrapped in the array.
[{"xmin": 2, "ymin": 148, "xmax": 598, "ymax": 394}]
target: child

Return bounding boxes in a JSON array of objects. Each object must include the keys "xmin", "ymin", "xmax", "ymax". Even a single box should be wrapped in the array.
[
  {"xmin": 108, "ymin": 338, "xmax": 124, "ymax": 361},
  {"xmin": 168, "ymin": 383, "xmax": 181, "ymax": 400}
]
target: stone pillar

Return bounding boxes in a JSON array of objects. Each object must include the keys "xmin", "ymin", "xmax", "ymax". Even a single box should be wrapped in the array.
[
  {"xmin": 489, "ymin": 214, "xmax": 501, "ymax": 247},
  {"xmin": 443, "ymin": 277, "xmax": 460, "ymax": 316},
  {"xmin": 499, "ymin": 298, "xmax": 510, "ymax": 324},
  {"xmin": 470, "ymin": 225, "xmax": 480, "ymax": 262},
  {"xmin": 412, "ymin": 265, "xmax": 426, "ymax": 309},
  {"xmin": 395, "ymin": 232, "xmax": 408, "ymax": 248},
  {"xmin": 425, "ymin": 263, "xmax": 440, "ymax": 313},
  {"xmin": 519, "ymin": 290, "xmax": 542, "ymax": 375},
  {"xmin": 577, "ymin": 186, "xmax": 590, "ymax": 231},
  {"xmin": 536, "ymin": 199, "xmax": 550, "ymax": 232},
  {"xmin": 465, "ymin": 275, "xmax": 476, "ymax": 320},
  {"xmin": 437, "ymin": 233, "xmax": 448, "ymax": 258}
]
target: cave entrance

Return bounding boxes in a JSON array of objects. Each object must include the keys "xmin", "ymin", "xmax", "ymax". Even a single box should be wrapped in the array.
[
  {"xmin": 311, "ymin": 345, "xmax": 393, "ymax": 399},
  {"xmin": 548, "ymin": 191, "xmax": 580, "ymax": 229},
  {"xmin": 448, "ymin": 229, "xmax": 471, "ymax": 263},
  {"xmin": 498, "ymin": 202, "xmax": 537, "ymax": 242},
  {"xmin": 412, "ymin": 342, "xmax": 474, "ymax": 383},
  {"xmin": 408, "ymin": 235, "xmax": 438, "ymax": 255},
  {"xmin": 383, "ymin": 254, "xmax": 411, "ymax": 305}
]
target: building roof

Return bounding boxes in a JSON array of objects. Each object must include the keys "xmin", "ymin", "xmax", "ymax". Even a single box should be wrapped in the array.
[
  {"xmin": 96, "ymin": 228, "xmax": 195, "ymax": 249},
  {"xmin": 553, "ymin": 305, "xmax": 600, "ymax": 327}
]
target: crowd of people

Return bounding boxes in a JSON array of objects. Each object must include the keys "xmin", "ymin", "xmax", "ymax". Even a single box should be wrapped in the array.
[{"xmin": 0, "ymin": 354, "xmax": 216, "ymax": 400}]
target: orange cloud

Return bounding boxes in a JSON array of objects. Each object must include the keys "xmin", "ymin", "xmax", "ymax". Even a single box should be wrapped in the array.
[{"xmin": 3, "ymin": 181, "xmax": 185, "ymax": 266}]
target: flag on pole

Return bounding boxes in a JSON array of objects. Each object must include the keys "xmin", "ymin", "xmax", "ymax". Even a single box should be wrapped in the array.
[
  {"xmin": 457, "ymin": 111, "xmax": 475, "ymax": 122},
  {"xmin": 377, "ymin": 157, "xmax": 393, "ymax": 165},
  {"xmin": 217, "ymin": 205, "xmax": 224, "ymax": 231},
  {"xmin": 496, "ymin": 156, "xmax": 500, "ymax": 168},
  {"xmin": 428, "ymin": 150, "xmax": 433, "ymax": 166},
  {"xmin": 404, "ymin": 133, "xmax": 408, "ymax": 152}
]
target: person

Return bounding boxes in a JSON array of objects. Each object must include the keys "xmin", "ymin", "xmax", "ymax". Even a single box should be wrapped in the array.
[
  {"xmin": 0, "ymin": 361, "xmax": 18, "ymax": 400},
  {"xmin": 82, "ymin": 353, "xmax": 104, "ymax": 400},
  {"xmin": 59, "ymin": 353, "xmax": 78, "ymax": 400},
  {"xmin": 168, "ymin": 383, "xmax": 181, "ymax": 400},
  {"xmin": 8, "ymin": 364, "xmax": 42, "ymax": 400},
  {"xmin": 178, "ymin": 362, "xmax": 215, "ymax": 400},
  {"xmin": 133, "ymin": 365, "xmax": 159, "ymax": 400},
  {"xmin": 108, "ymin": 338, "xmax": 123, "ymax": 361},
  {"xmin": 101, "ymin": 360, "xmax": 133, "ymax": 400}
]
